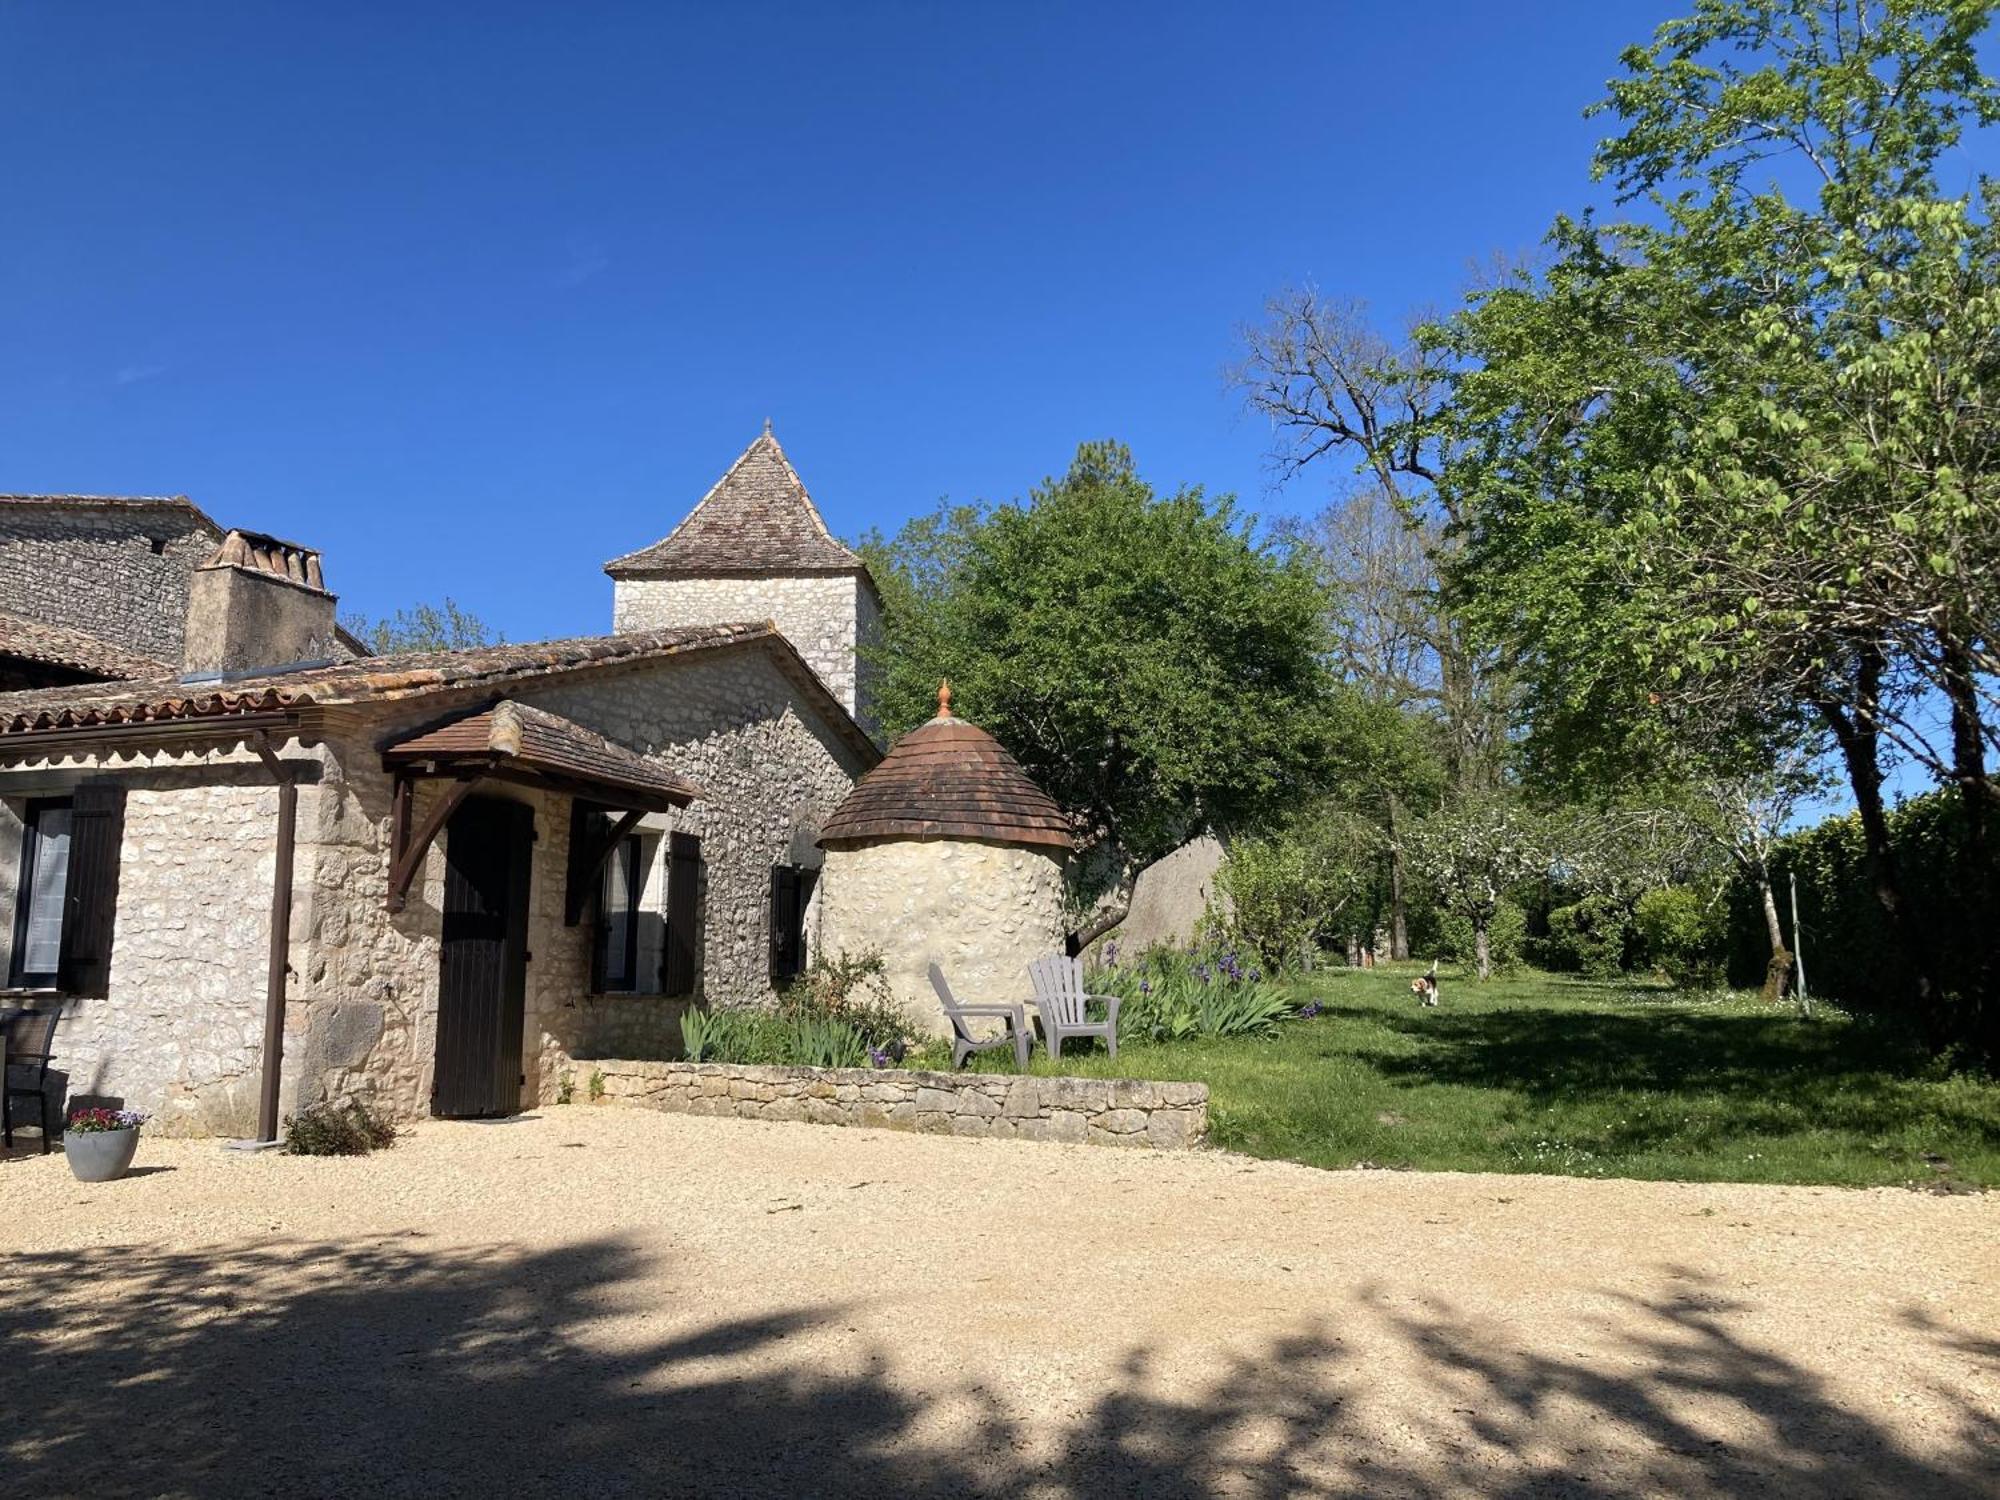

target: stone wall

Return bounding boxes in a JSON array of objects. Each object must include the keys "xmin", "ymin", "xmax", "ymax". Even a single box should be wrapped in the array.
[
  {"xmin": 0, "ymin": 748, "xmax": 305, "ymax": 1137},
  {"xmin": 816, "ymin": 838, "xmax": 1068, "ymax": 1036},
  {"xmin": 0, "ymin": 635, "xmax": 870, "ymax": 1133},
  {"xmin": 0, "ymin": 502, "xmax": 217, "ymax": 661},
  {"xmin": 593, "ymin": 1058, "xmax": 1209, "ymax": 1149},
  {"xmin": 1101, "ymin": 834, "xmax": 1229, "ymax": 958},
  {"xmin": 291, "ymin": 639, "xmax": 869, "ymax": 1121},
  {"xmin": 612, "ymin": 571, "xmax": 877, "ymax": 730}
]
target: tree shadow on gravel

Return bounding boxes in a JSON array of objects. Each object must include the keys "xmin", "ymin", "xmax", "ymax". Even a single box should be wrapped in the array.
[{"xmin": 0, "ymin": 1237, "xmax": 1989, "ymax": 1498}]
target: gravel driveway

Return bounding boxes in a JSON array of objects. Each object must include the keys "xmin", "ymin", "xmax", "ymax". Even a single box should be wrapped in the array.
[{"xmin": 2, "ymin": 1108, "xmax": 1994, "ymax": 1498}]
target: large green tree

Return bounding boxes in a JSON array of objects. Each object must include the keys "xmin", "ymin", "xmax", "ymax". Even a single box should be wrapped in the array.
[
  {"xmin": 860, "ymin": 441, "xmax": 1335, "ymax": 947},
  {"xmin": 1423, "ymin": 0, "xmax": 1999, "ymax": 1050}
]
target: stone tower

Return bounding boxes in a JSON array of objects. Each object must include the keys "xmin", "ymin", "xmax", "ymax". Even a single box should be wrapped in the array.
[
  {"xmin": 606, "ymin": 429, "xmax": 881, "ymax": 730},
  {"xmin": 815, "ymin": 681, "xmax": 1072, "ymax": 1035}
]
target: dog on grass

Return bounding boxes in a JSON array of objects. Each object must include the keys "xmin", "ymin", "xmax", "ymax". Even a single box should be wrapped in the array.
[{"xmin": 1410, "ymin": 961, "xmax": 1440, "ymax": 1007}]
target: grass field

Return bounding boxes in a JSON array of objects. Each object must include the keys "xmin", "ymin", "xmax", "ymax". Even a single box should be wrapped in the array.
[{"xmin": 960, "ymin": 965, "xmax": 2000, "ymax": 1189}]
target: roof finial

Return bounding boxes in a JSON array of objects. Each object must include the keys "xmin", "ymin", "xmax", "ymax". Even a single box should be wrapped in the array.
[
  {"xmin": 763, "ymin": 415, "xmax": 773, "ymax": 436},
  {"xmin": 937, "ymin": 678, "xmax": 953, "ymax": 718}
]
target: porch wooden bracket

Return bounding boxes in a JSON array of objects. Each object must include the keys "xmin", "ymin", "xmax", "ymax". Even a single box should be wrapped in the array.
[
  {"xmin": 385, "ymin": 772, "xmax": 481, "ymax": 913},
  {"xmin": 565, "ymin": 808, "xmax": 645, "ymax": 926}
]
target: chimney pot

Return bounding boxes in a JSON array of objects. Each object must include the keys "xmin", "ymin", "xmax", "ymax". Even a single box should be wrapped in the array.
[{"xmin": 181, "ymin": 529, "xmax": 340, "ymax": 681}]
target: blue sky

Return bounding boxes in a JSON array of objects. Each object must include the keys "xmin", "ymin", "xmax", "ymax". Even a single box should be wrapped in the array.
[{"xmin": 2, "ymin": 3, "xmax": 1737, "ymax": 639}]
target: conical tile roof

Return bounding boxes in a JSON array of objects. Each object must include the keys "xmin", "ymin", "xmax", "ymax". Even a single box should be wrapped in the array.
[
  {"xmin": 605, "ymin": 428, "xmax": 866, "ymax": 576},
  {"xmin": 819, "ymin": 683, "xmax": 1072, "ymax": 851}
]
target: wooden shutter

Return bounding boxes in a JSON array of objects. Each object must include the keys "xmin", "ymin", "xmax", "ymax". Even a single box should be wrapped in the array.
[
  {"xmin": 769, "ymin": 865, "xmax": 797, "ymax": 980},
  {"xmin": 59, "ymin": 781, "xmax": 126, "ymax": 998},
  {"xmin": 662, "ymin": 832, "xmax": 701, "ymax": 998}
]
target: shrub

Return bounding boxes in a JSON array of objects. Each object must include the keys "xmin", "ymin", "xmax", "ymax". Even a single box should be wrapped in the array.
[
  {"xmin": 777, "ymin": 949, "xmax": 908, "ymax": 1049},
  {"xmin": 1431, "ymin": 899, "xmax": 1527, "ymax": 974},
  {"xmin": 1634, "ymin": 885, "xmax": 1725, "ymax": 987},
  {"xmin": 1210, "ymin": 807, "xmax": 1378, "ymax": 970},
  {"xmin": 284, "ymin": 1100, "xmax": 398, "ymax": 1156},
  {"xmin": 1540, "ymin": 895, "xmax": 1630, "ymax": 979}
]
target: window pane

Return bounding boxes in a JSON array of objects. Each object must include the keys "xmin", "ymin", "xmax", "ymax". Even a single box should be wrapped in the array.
[
  {"xmin": 602, "ymin": 836, "xmax": 634, "ymax": 988},
  {"xmin": 21, "ymin": 806, "xmax": 72, "ymax": 977}
]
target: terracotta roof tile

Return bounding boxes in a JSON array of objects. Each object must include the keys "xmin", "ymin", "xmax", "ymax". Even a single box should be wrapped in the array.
[
  {"xmin": 384, "ymin": 699, "xmax": 705, "ymax": 808},
  {"xmin": 0, "ymin": 622, "xmax": 876, "ymax": 772},
  {"xmin": 820, "ymin": 692, "xmax": 1072, "ymax": 851},
  {"xmin": 604, "ymin": 430, "xmax": 866, "ymax": 577},
  {"xmin": 0, "ymin": 608, "xmax": 174, "ymax": 680}
]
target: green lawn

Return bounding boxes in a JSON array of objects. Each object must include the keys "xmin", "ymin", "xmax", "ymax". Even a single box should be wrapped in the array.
[{"xmin": 959, "ymin": 965, "xmax": 2000, "ymax": 1189}]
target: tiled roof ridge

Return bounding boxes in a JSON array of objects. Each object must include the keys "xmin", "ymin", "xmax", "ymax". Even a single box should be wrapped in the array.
[
  {"xmin": 0, "ymin": 622, "xmax": 769, "ymax": 731},
  {"xmin": 0, "ymin": 620, "xmax": 881, "ymax": 768}
]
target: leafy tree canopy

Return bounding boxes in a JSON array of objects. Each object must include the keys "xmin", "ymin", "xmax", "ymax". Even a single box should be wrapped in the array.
[
  {"xmin": 860, "ymin": 441, "xmax": 1336, "ymax": 914},
  {"xmin": 342, "ymin": 598, "xmax": 500, "ymax": 656}
]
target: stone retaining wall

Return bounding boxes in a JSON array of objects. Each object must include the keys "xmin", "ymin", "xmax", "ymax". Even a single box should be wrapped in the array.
[{"xmin": 592, "ymin": 1059, "xmax": 1208, "ymax": 1150}]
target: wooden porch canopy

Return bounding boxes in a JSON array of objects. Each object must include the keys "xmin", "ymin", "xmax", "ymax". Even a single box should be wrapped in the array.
[{"xmin": 379, "ymin": 698, "xmax": 704, "ymax": 914}]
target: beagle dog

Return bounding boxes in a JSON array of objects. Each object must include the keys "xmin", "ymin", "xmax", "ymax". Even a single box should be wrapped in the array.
[{"xmin": 1410, "ymin": 960, "xmax": 1440, "ymax": 1007}]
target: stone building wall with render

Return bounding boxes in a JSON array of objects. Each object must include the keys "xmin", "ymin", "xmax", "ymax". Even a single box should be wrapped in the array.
[
  {"xmin": 0, "ymin": 500, "xmax": 218, "ymax": 662},
  {"xmin": 289, "ymin": 642, "xmax": 869, "ymax": 1121},
  {"xmin": 816, "ymin": 838, "xmax": 1068, "ymax": 1036},
  {"xmin": 612, "ymin": 572, "xmax": 880, "ymax": 731},
  {"xmin": 0, "ymin": 639, "xmax": 868, "ymax": 1133},
  {"xmin": 0, "ymin": 739, "xmax": 328, "ymax": 1137}
]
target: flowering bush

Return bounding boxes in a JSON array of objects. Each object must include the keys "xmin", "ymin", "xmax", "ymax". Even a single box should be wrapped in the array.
[{"xmin": 66, "ymin": 1107, "xmax": 147, "ymax": 1134}]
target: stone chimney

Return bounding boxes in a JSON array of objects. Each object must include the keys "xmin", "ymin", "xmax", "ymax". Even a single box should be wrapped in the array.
[{"xmin": 180, "ymin": 530, "xmax": 340, "ymax": 681}]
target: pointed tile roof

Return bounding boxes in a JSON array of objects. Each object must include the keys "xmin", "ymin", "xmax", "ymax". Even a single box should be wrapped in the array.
[
  {"xmin": 605, "ymin": 429, "xmax": 867, "ymax": 577},
  {"xmin": 819, "ymin": 681, "xmax": 1073, "ymax": 851}
]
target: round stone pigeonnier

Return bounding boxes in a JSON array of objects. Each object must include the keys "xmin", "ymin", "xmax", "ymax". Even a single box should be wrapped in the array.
[{"xmin": 815, "ymin": 681, "xmax": 1072, "ymax": 1036}]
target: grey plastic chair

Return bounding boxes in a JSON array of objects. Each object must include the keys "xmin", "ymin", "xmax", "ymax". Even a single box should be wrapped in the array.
[
  {"xmin": 1027, "ymin": 954, "xmax": 1121, "ymax": 1060},
  {"xmin": 927, "ymin": 963, "xmax": 1032, "ymax": 1071}
]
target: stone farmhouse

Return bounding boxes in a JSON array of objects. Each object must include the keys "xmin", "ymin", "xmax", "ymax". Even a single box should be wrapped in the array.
[{"xmin": 0, "ymin": 432, "xmax": 1069, "ymax": 1140}]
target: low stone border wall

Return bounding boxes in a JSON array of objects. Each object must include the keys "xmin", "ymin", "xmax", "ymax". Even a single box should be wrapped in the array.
[{"xmin": 591, "ymin": 1060, "xmax": 1208, "ymax": 1150}]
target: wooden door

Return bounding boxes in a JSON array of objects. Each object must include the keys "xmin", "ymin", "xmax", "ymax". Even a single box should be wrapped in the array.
[{"xmin": 433, "ymin": 797, "xmax": 535, "ymax": 1118}]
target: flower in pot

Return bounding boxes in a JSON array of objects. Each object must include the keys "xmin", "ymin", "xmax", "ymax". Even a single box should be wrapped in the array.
[{"xmin": 63, "ymin": 1107, "xmax": 149, "ymax": 1183}]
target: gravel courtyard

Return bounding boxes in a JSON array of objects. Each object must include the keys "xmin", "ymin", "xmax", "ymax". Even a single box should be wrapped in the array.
[{"xmin": 2, "ymin": 1109, "xmax": 1994, "ymax": 1499}]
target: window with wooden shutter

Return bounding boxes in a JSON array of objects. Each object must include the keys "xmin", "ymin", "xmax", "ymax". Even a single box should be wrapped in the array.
[
  {"xmin": 10, "ymin": 798, "xmax": 72, "ymax": 988},
  {"xmin": 661, "ymin": 832, "xmax": 701, "ymax": 998},
  {"xmin": 59, "ymin": 782, "xmax": 126, "ymax": 998},
  {"xmin": 768, "ymin": 864, "xmax": 818, "ymax": 982}
]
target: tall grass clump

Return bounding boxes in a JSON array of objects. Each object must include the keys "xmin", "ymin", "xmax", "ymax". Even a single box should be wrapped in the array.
[{"xmin": 1093, "ymin": 942, "xmax": 1296, "ymax": 1043}]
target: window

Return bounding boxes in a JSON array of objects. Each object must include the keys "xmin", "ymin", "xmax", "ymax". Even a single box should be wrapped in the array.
[
  {"xmin": 10, "ymin": 799, "xmax": 72, "ymax": 988},
  {"xmin": 7, "ymin": 783, "xmax": 126, "ymax": 997},
  {"xmin": 574, "ymin": 805, "xmax": 699, "ymax": 999},
  {"xmin": 598, "ymin": 834, "xmax": 644, "ymax": 993},
  {"xmin": 768, "ymin": 864, "xmax": 818, "ymax": 981}
]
